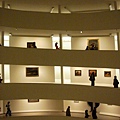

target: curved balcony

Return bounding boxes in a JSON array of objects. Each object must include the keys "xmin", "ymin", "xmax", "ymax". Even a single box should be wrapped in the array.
[
  {"xmin": 0, "ymin": 8, "xmax": 120, "ymax": 31},
  {"xmin": 0, "ymin": 83, "xmax": 120, "ymax": 106},
  {"xmin": 0, "ymin": 47, "xmax": 120, "ymax": 69}
]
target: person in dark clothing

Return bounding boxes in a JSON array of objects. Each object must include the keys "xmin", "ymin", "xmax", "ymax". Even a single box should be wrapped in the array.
[
  {"xmin": 92, "ymin": 107, "xmax": 97, "ymax": 119},
  {"xmin": 85, "ymin": 46, "xmax": 89, "ymax": 50},
  {"xmin": 66, "ymin": 106, "xmax": 71, "ymax": 116},
  {"xmin": 89, "ymin": 72, "xmax": 95, "ymax": 86},
  {"xmin": 55, "ymin": 42, "xmax": 59, "ymax": 49},
  {"xmin": 113, "ymin": 76, "xmax": 119, "ymax": 88},
  {"xmin": 85, "ymin": 109, "xmax": 90, "ymax": 118},
  {"xmin": 6, "ymin": 101, "xmax": 11, "ymax": 116}
]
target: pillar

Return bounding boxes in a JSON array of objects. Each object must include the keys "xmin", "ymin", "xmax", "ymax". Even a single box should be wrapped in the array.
[
  {"xmin": 114, "ymin": 1, "xmax": 117, "ymax": 10},
  {"xmin": 117, "ymin": 32, "xmax": 120, "ymax": 50},
  {"xmin": 2, "ymin": 1, "xmax": 5, "ymax": 8},
  {"xmin": 58, "ymin": 5, "xmax": 61, "ymax": 13}
]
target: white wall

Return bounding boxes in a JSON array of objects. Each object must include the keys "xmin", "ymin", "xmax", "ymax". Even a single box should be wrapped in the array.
[
  {"xmin": 10, "ymin": 65, "xmax": 54, "ymax": 83},
  {"xmin": 64, "ymin": 100, "xmax": 120, "ymax": 117},
  {"xmin": 4, "ymin": 99, "xmax": 63, "ymax": 113},
  {"xmin": 71, "ymin": 37, "xmax": 115, "ymax": 50},
  {"xmin": 71, "ymin": 67, "xmax": 116, "ymax": 87},
  {"xmin": 10, "ymin": 36, "xmax": 52, "ymax": 49}
]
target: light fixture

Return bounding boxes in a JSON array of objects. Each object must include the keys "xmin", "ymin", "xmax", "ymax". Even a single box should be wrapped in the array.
[
  {"xmin": 80, "ymin": 31, "xmax": 83, "ymax": 33},
  {"xmin": 50, "ymin": 7, "xmax": 54, "ymax": 13},
  {"xmin": 64, "ymin": 7, "xmax": 71, "ymax": 13},
  {"xmin": 51, "ymin": 34, "xmax": 54, "ymax": 37},
  {"xmin": 7, "ymin": 4, "xmax": 11, "ymax": 9},
  {"xmin": 9, "ymin": 33, "xmax": 12, "ymax": 36}
]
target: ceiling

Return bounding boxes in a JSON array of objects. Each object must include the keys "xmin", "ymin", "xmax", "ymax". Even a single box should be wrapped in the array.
[
  {"xmin": 0, "ymin": 0, "xmax": 120, "ymax": 37},
  {"xmin": 0, "ymin": 0, "xmax": 120, "ymax": 12}
]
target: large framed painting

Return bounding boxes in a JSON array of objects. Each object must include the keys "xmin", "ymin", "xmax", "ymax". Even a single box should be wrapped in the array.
[
  {"xmin": 89, "ymin": 70, "xmax": 97, "ymax": 76},
  {"xmin": 88, "ymin": 39, "xmax": 99, "ymax": 50},
  {"xmin": 104, "ymin": 71, "xmax": 111, "ymax": 77},
  {"xmin": 28, "ymin": 99, "xmax": 39, "ymax": 102},
  {"xmin": 27, "ymin": 42, "xmax": 36, "ymax": 48},
  {"xmin": 75, "ymin": 70, "xmax": 81, "ymax": 76},
  {"xmin": 26, "ymin": 67, "xmax": 39, "ymax": 77}
]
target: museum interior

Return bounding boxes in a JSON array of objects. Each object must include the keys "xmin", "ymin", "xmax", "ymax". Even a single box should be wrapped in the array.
[{"xmin": 0, "ymin": 0, "xmax": 120, "ymax": 120}]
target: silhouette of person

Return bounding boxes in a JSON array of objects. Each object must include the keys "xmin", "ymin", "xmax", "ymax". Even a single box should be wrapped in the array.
[
  {"xmin": 85, "ymin": 109, "xmax": 90, "ymax": 118},
  {"xmin": 92, "ymin": 107, "xmax": 97, "ymax": 119},
  {"xmin": 55, "ymin": 42, "xmax": 59, "ymax": 49},
  {"xmin": 85, "ymin": 46, "xmax": 89, "ymax": 50},
  {"xmin": 89, "ymin": 72, "xmax": 95, "ymax": 86},
  {"xmin": 66, "ymin": 106, "xmax": 71, "ymax": 116},
  {"xmin": 113, "ymin": 76, "xmax": 119, "ymax": 88},
  {"xmin": 6, "ymin": 101, "xmax": 11, "ymax": 116},
  {"xmin": 0, "ymin": 77, "xmax": 2, "ymax": 83}
]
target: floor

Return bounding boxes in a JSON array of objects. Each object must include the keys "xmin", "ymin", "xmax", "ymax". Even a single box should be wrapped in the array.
[{"xmin": 0, "ymin": 111, "xmax": 120, "ymax": 120}]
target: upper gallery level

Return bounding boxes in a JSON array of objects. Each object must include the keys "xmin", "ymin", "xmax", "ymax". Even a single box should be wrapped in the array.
[
  {"xmin": 0, "ymin": 8, "xmax": 120, "ymax": 31},
  {"xmin": 0, "ymin": 0, "xmax": 120, "ymax": 13}
]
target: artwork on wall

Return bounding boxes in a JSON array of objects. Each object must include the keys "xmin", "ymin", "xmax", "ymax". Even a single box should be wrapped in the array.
[
  {"xmin": 27, "ymin": 42, "xmax": 36, "ymax": 48},
  {"xmin": 104, "ymin": 71, "xmax": 111, "ymax": 77},
  {"xmin": 74, "ymin": 101, "xmax": 79, "ymax": 103},
  {"xmin": 26, "ymin": 67, "xmax": 39, "ymax": 77},
  {"xmin": 75, "ymin": 70, "xmax": 81, "ymax": 76},
  {"xmin": 88, "ymin": 39, "xmax": 99, "ymax": 50},
  {"xmin": 89, "ymin": 70, "xmax": 97, "ymax": 76},
  {"xmin": 28, "ymin": 99, "xmax": 39, "ymax": 102}
]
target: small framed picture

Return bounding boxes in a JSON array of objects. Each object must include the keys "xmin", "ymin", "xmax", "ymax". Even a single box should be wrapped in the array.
[
  {"xmin": 89, "ymin": 70, "xmax": 97, "ymax": 76},
  {"xmin": 27, "ymin": 42, "xmax": 36, "ymax": 48},
  {"xmin": 74, "ymin": 101, "xmax": 79, "ymax": 103},
  {"xmin": 88, "ymin": 39, "xmax": 99, "ymax": 50},
  {"xmin": 28, "ymin": 99, "xmax": 39, "ymax": 102},
  {"xmin": 104, "ymin": 71, "xmax": 111, "ymax": 77},
  {"xmin": 75, "ymin": 70, "xmax": 81, "ymax": 76},
  {"xmin": 26, "ymin": 67, "xmax": 39, "ymax": 77}
]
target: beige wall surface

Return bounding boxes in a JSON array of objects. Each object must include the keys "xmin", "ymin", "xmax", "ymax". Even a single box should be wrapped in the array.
[
  {"xmin": 10, "ymin": 65, "xmax": 54, "ymax": 83},
  {"xmin": 4, "ymin": 99, "xmax": 63, "ymax": 113},
  {"xmin": 10, "ymin": 36, "xmax": 52, "ymax": 49},
  {"xmin": 71, "ymin": 37, "xmax": 115, "ymax": 50},
  {"xmin": 71, "ymin": 67, "xmax": 115, "ymax": 86},
  {"xmin": 0, "ymin": 8, "xmax": 120, "ymax": 31}
]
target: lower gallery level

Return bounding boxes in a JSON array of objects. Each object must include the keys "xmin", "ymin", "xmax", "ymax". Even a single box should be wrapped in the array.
[{"xmin": 0, "ymin": 99, "xmax": 120, "ymax": 119}]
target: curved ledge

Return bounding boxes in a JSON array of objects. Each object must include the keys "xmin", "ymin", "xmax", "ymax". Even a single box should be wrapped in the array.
[
  {"xmin": 0, "ymin": 47, "xmax": 120, "ymax": 69},
  {"xmin": 0, "ymin": 83, "xmax": 120, "ymax": 106},
  {"xmin": 0, "ymin": 8, "xmax": 120, "ymax": 30}
]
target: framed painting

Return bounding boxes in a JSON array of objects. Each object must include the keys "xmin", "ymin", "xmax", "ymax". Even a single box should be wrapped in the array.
[
  {"xmin": 88, "ymin": 39, "xmax": 99, "ymax": 50},
  {"xmin": 104, "ymin": 71, "xmax": 111, "ymax": 77},
  {"xmin": 75, "ymin": 70, "xmax": 81, "ymax": 76},
  {"xmin": 28, "ymin": 99, "xmax": 39, "ymax": 102},
  {"xmin": 26, "ymin": 67, "xmax": 39, "ymax": 77},
  {"xmin": 74, "ymin": 101, "xmax": 79, "ymax": 103},
  {"xmin": 27, "ymin": 42, "xmax": 36, "ymax": 48},
  {"xmin": 89, "ymin": 70, "xmax": 97, "ymax": 76}
]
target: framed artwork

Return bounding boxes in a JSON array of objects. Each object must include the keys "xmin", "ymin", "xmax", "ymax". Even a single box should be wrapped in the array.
[
  {"xmin": 89, "ymin": 70, "xmax": 97, "ymax": 76},
  {"xmin": 74, "ymin": 101, "xmax": 79, "ymax": 103},
  {"xmin": 88, "ymin": 39, "xmax": 99, "ymax": 50},
  {"xmin": 75, "ymin": 70, "xmax": 81, "ymax": 76},
  {"xmin": 104, "ymin": 71, "xmax": 111, "ymax": 77},
  {"xmin": 27, "ymin": 42, "xmax": 36, "ymax": 48},
  {"xmin": 26, "ymin": 67, "xmax": 39, "ymax": 77},
  {"xmin": 28, "ymin": 99, "xmax": 39, "ymax": 102}
]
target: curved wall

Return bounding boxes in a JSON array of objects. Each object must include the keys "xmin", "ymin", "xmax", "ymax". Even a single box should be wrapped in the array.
[
  {"xmin": 0, "ymin": 8, "xmax": 120, "ymax": 30},
  {"xmin": 0, "ymin": 83, "xmax": 120, "ymax": 106},
  {"xmin": 0, "ymin": 47, "xmax": 120, "ymax": 69}
]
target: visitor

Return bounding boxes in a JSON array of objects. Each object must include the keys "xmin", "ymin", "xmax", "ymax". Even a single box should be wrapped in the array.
[
  {"xmin": 113, "ymin": 76, "xmax": 119, "ymax": 88},
  {"xmin": 66, "ymin": 106, "xmax": 71, "ymax": 116}
]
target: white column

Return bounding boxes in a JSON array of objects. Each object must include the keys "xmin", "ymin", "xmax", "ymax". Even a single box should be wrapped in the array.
[{"xmin": 117, "ymin": 32, "xmax": 120, "ymax": 50}]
